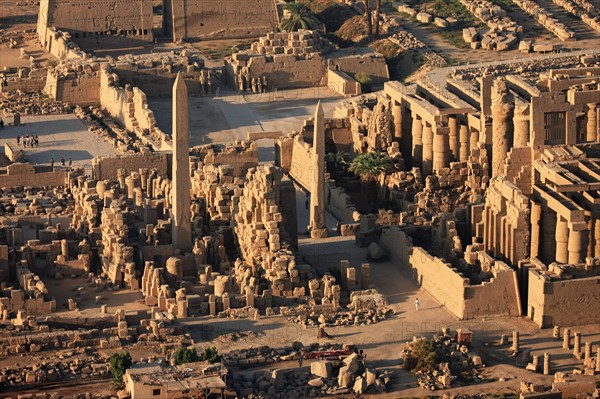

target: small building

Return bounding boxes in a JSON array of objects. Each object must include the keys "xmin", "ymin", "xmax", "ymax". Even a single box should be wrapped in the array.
[{"xmin": 125, "ymin": 362, "xmax": 227, "ymax": 399}]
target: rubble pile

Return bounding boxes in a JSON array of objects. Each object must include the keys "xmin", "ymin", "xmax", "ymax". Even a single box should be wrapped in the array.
[
  {"xmin": 459, "ymin": 0, "xmax": 521, "ymax": 51},
  {"xmin": 0, "ymin": 28, "xmax": 37, "ymax": 48},
  {"xmin": 74, "ymin": 106, "xmax": 151, "ymax": 154},
  {"xmin": 0, "ymin": 90, "xmax": 72, "ymax": 116},
  {"xmin": 513, "ymin": 0, "xmax": 576, "ymax": 40},
  {"xmin": 551, "ymin": 0, "xmax": 600, "ymax": 34},
  {"xmin": 232, "ymin": 347, "xmax": 392, "ymax": 397},
  {"xmin": 0, "ymin": 186, "xmax": 75, "ymax": 217},
  {"xmin": 389, "ymin": 31, "xmax": 447, "ymax": 67},
  {"xmin": 1, "ymin": 354, "xmax": 110, "ymax": 385},
  {"xmin": 402, "ymin": 334, "xmax": 485, "ymax": 391}
]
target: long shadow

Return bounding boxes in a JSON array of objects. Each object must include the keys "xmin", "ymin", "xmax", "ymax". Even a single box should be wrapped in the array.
[
  {"xmin": 25, "ymin": 149, "xmax": 94, "ymax": 163},
  {"xmin": 17, "ymin": 119, "xmax": 87, "ymax": 135}
]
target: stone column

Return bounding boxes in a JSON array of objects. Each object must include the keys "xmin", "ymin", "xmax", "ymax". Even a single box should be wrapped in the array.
[
  {"xmin": 586, "ymin": 103, "xmax": 597, "ymax": 142},
  {"xmin": 411, "ymin": 114, "xmax": 423, "ymax": 165},
  {"xmin": 392, "ymin": 101, "xmax": 402, "ymax": 140},
  {"xmin": 596, "ymin": 350, "xmax": 600, "ymax": 372},
  {"xmin": 555, "ymin": 217, "xmax": 569, "ymax": 264},
  {"xmin": 361, "ymin": 263, "xmax": 370, "ymax": 290},
  {"xmin": 511, "ymin": 330, "xmax": 519, "ymax": 352},
  {"xmin": 543, "ymin": 352, "xmax": 550, "ymax": 375},
  {"xmin": 448, "ymin": 116, "xmax": 459, "ymax": 161},
  {"xmin": 530, "ymin": 201, "xmax": 542, "ymax": 259},
  {"xmin": 491, "ymin": 78, "xmax": 514, "ymax": 178},
  {"xmin": 172, "ymin": 72, "xmax": 193, "ymax": 252},
  {"xmin": 309, "ymin": 102, "xmax": 328, "ymax": 239},
  {"xmin": 459, "ymin": 123, "xmax": 469, "ymax": 162},
  {"xmin": 584, "ymin": 342, "xmax": 592, "ymax": 366},
  {"xmin": 573, "ymin": 332, "xmax": 581, "ymax": 359},
  {"xmin": 422, "ymin": 123, "xmax": 433, "ymax": 176},
  {"xmin": 595, "ymin": 218, "xmax": 600, "ymax": 258},
  {"xmin": 432, "ymin": 131, "xmax": 450, "ymax": 173},
  {"xmin": 563, "ymin": 328, "xmax": 570, "ymax": 349},
  {"xmin": 469, "ymin": 128, "xmax": 478, "ymax": 156},
  {"xmin": 513, "ymin": 103, "xmax": 530, "ymax": 147},
  {"xmin": 568, "ymin": 226, "xmax": 587, "ymax": 264}
]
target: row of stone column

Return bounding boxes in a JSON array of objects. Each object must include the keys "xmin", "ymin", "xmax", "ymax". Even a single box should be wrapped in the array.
[
  {"xmin": 585, "ymin": 103, "xmax": 598, "ymax": 142},
  {"xmin": 532, "ymin": 204, "xmax": 599, "ymax": 264},
  {"xmin": 405, "ymin": 112, "xmax": 476, "ymax": 176}
]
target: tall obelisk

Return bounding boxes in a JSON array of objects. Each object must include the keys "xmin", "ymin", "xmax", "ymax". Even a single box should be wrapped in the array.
[
  {"xmin": 309, "ymin": 101, "xmax": 328, "ymax": 239},
  {"xmin": 172, "ymin": 72, "xmax": 193, "ymax": 252}
]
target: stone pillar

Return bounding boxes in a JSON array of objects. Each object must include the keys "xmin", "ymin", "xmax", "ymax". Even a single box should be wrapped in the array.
[
  {"xmin": 595, "ymin": 219, "xmax": 600, "ymax": 258},
  {"xmin": 563, "ymin": 328, "xmax": 570, "ymax": 349},
  {"xmin": 459, "ymin": 123, "xmax": 469, "ymax": 162},
  {"xmin": 530, "ymin": 201, "xmax": 542, "ymax": 259},
  {"xmin": 346, "ymin": 268, "xmax": 356, "ymax": 291},
  {"xmin": 125, "ymin": 175, "xmax": 135, "ymax": 199},
  {"xmin": 555, "ymin": 217, "xmax": 569, "ymax": 264},
  {"xmin": 552, "ymin": 325, "xmax": 560, "ymax": 338},
  {"xmin": 172, "ymin": 73, "xmax": 193, "ymax": 252},
  {"xmin": 586, "ymin": 103, "xmax": 597, "ymax": 142},
  {"xmin": 568, "ymin": 226, "xmax": 587, "ymax": 264},
  {"xmin": 448, "ymin": 116, "xmax": 459, "ymax": 161},
  {"xmin": 584, "ymin": 342, "xmax": 592, "ymax": 366},
  {"xmin": 513, "ymin": 103, "xmax": 530, "ymax": 147},
  {"xmin": 422, "ymin": 123, "xmax": 433, "ymax": 176},
  {"xmin": 411, "ymin": 114, "xmax": 423, "ymax": 165},
  {"xmin": 245, "ymin": 286, "xmax": 255, "ymax": 308},
  {"xmin": 432, "ymin": 131, "xmax": 451, "ymax": 174},
  {"xmin": 60, "ymin": 239, "xmax": 68, "ymax": 259},
  {"xmin": 392, "ymin": 101, "xmax": 402, "ymax": 140},
  {"xmin": 165, "ymin": 257, "xmax": 183, "ymax": 284},
  {"xmin": 491, "ymin": 78, "xmax": 514, "ymax": 178},
  {"xmin": 361, "ymin": 263, "xmax": 370, "ymax": 289},
  {"xmin": 469, "ymin": 128, "xmax": 478, "ymax": 156},
  {"xmin": 573, "ymin": 332, "xmax": 581, "ymax": 359},
  {"xmin": 543, "ymin": 352, "xmax": 550, "ymax": 375},
  {"xmin": 309, "ymin": 102, "xmax": 328, "ymax": 239},
  {"xmin": 511, "ymin": 330, "xmax": 519, "ymax": 352}
]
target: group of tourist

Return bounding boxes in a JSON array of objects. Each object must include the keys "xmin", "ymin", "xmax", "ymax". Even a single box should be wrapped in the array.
[{"xmin": 16, "ymin": 134, "xmax": 40, "ymax": 147}]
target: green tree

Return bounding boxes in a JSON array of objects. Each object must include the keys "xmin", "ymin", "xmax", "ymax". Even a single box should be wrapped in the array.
[
  {"xmin": 325, "ymin": 151, "xmax": 350, "ymax": 176},
  {"xmin": 174, "ymin": 347, "xmax": 199, "ymax": 365},
  {"xmin": 349, "ymin": 152, "xmax": 392, "ymax": 206},
  {"xmin": 199, "ymin": 346, "xmax": 222, "ymax": 364},
  {"xmin": 109, "ymin": 351, "xmax": 132, "ymax": 388},
  {"xmin": 281, "ymin": 2, "xmax": 319, "ymax": 32}
]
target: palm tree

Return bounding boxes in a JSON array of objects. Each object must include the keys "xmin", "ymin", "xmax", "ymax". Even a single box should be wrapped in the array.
[
  {"xmin": 363, "ymin": 0, "xmax": 373, "ymax": 41},
  {"xmin": 281, "ymin": 2, "xmax": 319, "ymax": 32},
  {"xmin": 325, "ymin": 151, "xmax": 350, "ymax": 177},
  {"xmin": 349, "ymin": 152, "xmax": 392, "ymax": 206},
  {"xmin": 374, "ymin": 0, "xmax": 381, "ymax": 37}
]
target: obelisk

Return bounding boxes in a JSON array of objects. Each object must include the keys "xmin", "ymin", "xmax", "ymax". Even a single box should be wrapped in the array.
[
  {"xmin": 172, "ymin": 72, "xmax": 193, "ymax": 252},
  {"xmin": 309, "ymin": 102, "xmax": 328, "ymax": 239}
]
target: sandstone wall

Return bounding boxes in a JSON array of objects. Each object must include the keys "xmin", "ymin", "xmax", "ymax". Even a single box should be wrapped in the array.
[
  {"xmin": 190, "ymin": 142, "xmax": 259, "ymax": 177},
  {"xmin": 45, "ymin": 70, "xmax": 100, "ymax": 106},
  {"xmin": 288, "ymin": 134, "xmax": 315, "ymax": 191},
  {"xmin": 326, "ymin": 185, "xmax": 357, "ymax": 223},
  {"xmin": 99, "ymin": 68, "xmax": 165, "ymax": 145},
  {"xmin": 0, "ymin": 164, "xmax": 68, "ymax": 188},
  {"xmin": 247, "ymin": 54, "xmax": 328, "ymax": 89},
  {"xmin": 463, "ymin": 262, "xmax": 521, "ymax": 318},
  {"xmin": 166, "ymin": 0, "xmax": 278, "ymax": 41},
  {"xmin": 328, "ymin": 54, "xmax": 390, "ymax": 85},
  {"xmin": 528, "ymin": 269, "xmax": 600, "ymax": 328},
  {"xmin": 38, "ymin": 0, "xmax": 153, "ymax": 39},
  {"xmin": 92, "ymin": 153, "xmax": 170, "ymax": 181},
  {"xmin": 328, "ymin": 69, "xmax": 361, "ymax": 96}
]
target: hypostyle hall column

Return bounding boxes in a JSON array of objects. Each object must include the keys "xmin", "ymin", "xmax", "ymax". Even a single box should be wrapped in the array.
[
  {"xmin": 491, "ymin": 78, "xmax": 514, "ymax": 178},
  {"xmin": 587, "ymin": 103, "xmax": 598, "ymax": 142},
  {"xmin": 459, "ymin": 123, "xmax": 469, "ymax": 162},
  {"xmin": 469, "ymin": 127, "xmax": 478, "ymax": 156},
  {"xmin": 513, "ymin": 103, "xmax": 529, "ymax": 147},
  {"xmin": 412, "ymin": 114, "xmax": 423, "ymax": 165},
  {"xmin": 555, "ymin": 217, "xmax": 569, "ymax": 264},
  {"xmin": 432, "ymin": 130, "xmax": 450, "ymax": 174},
  {"xmin": 448, "ymin": 116, "xmax": 459, "ymax": 161},
  {"xmin": 530, "ymin": 201, "xmax": 542, "ymax": 259},
  {"xmin": 595, "ymin": 218, "xmax": 600, "ymax": 257},
  {"xmin": 422, "ymin": 123, "xmax": 433, "ymax": 176},
  {"xmin": 568, "ymin": 225, "xmax": 587, "ymax": 264}
]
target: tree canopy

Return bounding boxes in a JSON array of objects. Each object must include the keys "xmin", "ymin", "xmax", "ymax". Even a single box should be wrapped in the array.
[
  {"xmin": 109, "ymin": 351, "xmax": 132, "ymax": 386},
  {"xmin": 281, "ymin": 2, "xmax": 320, "ymax": 31},
  {"xmin": 348, "ymin": 152, "xmax": 392, "ymax": 182}
]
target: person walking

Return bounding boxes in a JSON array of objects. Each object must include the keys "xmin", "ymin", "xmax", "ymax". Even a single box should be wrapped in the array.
[
  {"xmin": 0, "ymin": 118, "xmax": 4, "ymax": 129},
  {"xmin": 60, "ymin": 157, "xmax": 65, "ymax": 166},
  {"xmin": 50, "ymin": 158, "xmax": 54, "ymax": 168},
  {"xmin": 414, "ymin": 298, "xmax": 420, "ymax": 311},
  {"xmin": 297, "ymin": 352, "xmax": 304, "ymax": 368},
  {"xmin": 16, "ymin": 135, "xmax": 20, "ymax": 145},
  {"xmin": 68, "ymin": 158, "xmax": 72, "ymax": 167}
]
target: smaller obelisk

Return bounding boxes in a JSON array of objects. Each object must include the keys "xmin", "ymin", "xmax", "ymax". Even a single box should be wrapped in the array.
[
  {"xmin": 172, "ymin": 72, "xmax": 193, "ymax": 252},
  {"xmin": 309, "ymin": 102, "xmax": 328, "ymax": 239}
]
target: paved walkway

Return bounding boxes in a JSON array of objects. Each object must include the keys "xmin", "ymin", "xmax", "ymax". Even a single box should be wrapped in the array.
[{"xmin": 0, "ymin": 114, "xmax": 119, "ymax": 172}]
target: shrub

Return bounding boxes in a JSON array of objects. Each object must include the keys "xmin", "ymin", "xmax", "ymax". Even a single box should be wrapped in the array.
[
  {"xmin": 174, "ymin": 347, "xmax": 199, "ymax": 365},
  {"xmin": 109, "ymin": 351, "xmax": 132, "ymax": 388}
]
